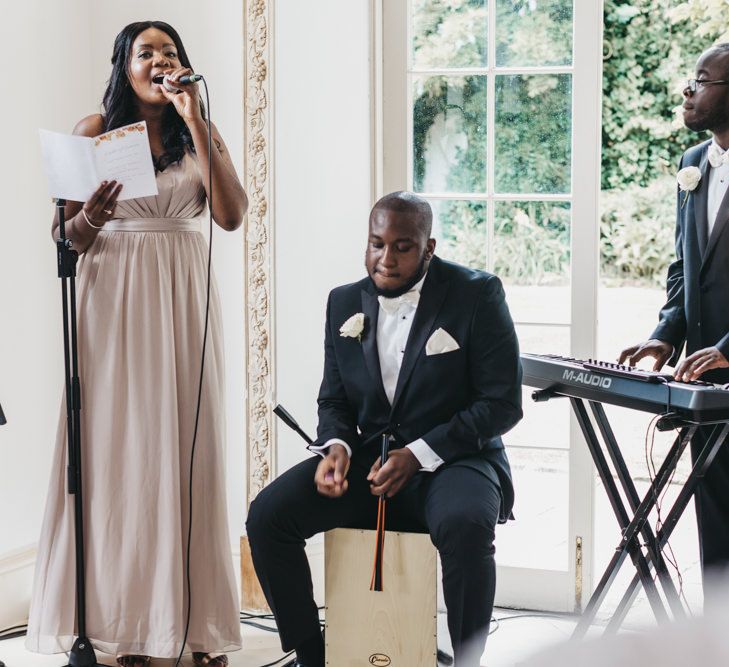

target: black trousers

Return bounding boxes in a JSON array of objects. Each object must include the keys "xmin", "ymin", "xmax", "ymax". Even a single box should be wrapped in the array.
[
  {"xmin": 246, "ymin": 452, "xmax": 502, "ymax": 667},
  {"xmin": 692, "ymin": 425, "xmax": 729, "ymax": 575}
]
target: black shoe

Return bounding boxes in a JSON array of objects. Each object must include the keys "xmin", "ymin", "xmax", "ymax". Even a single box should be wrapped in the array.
[{"xmin": 283, "ymin": 660, "xmax": 310, "ymax": 667}]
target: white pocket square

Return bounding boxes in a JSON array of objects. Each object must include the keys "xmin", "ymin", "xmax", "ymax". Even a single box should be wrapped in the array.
[{"xmin": 425, "ymin": 328, "xmax": 460, "ymax": 356}]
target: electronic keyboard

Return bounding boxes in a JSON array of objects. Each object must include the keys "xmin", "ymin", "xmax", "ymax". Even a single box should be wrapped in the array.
[{"xmin": 521, "ymin": 353, "xmax": 729, "ymax": 423}]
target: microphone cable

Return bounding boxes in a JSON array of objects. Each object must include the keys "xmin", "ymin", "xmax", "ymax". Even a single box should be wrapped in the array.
[
  {"xmin": 174, "ymin": 74, "xmax": 215, "ymax": 667},
  {"xmin": 643, "ymin": 410, "xmax": 690, "ymax": 613}
]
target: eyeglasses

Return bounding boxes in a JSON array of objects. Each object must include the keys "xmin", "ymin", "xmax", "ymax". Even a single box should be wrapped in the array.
[{"xmin": 686, "ymin": 78, "xmax": 729, "ymax": 93}]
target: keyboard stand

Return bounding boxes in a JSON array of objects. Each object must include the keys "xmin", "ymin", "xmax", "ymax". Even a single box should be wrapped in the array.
[
  {"xmin": 556, "ymin": 395, "xmax": 729, "ymax": 637},
  {"xmin": 601, "ymin": 419, "xmax": 729, "ymax": 634}
]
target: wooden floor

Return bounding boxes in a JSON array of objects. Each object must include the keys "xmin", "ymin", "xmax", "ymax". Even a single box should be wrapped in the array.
[{"xmin": 0, "ymin": 608, "xmax": 581, "ymax": 667}]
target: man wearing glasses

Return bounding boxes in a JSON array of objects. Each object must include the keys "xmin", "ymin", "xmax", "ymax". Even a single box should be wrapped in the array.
[{"xmin": 620, "ymin": 44, "xmax": 729, "ymax": 576}]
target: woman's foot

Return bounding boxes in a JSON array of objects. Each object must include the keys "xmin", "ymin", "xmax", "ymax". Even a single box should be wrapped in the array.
[
  {"xmin": 116, "ymin": 656, "xmax": 151, "ymax": 667},
  {"xmin": 192, "ymin": 653, "xmax": 229, "ymax": 666}
]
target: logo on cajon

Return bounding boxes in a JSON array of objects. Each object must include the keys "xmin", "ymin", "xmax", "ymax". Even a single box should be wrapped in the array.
[{"xmin": 369, "ymin": 654, "xmax": 392, "ymax": 666}]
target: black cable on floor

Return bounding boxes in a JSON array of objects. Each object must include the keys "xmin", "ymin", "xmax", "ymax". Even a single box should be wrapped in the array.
[
  {"xmin": 493, "ymin": 611, "xmax": 577, "ymax": 622},
  {"xmin": 0, "ymin": 627, "xmax": 27, "ymax": 641}
]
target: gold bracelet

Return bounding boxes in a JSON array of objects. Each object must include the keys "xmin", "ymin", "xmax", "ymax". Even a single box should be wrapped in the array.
[{"xmin": 81, "ymin": 208, "xmax": 103, "ymax": 230}]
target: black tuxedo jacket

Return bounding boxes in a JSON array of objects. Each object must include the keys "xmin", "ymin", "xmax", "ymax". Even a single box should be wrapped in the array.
[
  {"xmin": 313, "ymin": 256, "xmax": 523, "ymax": 520},
  {"xmin": 652, "ymin": 140, "xmax": 729, "ymax": 383}
]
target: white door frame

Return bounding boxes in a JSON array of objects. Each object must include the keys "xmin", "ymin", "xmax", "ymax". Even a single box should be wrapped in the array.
[{"xmin": 374, "ymin": 0, "xmax": 604, "ymax": 611}]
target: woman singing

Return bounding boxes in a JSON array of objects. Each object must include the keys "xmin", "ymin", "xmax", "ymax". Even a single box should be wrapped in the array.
[{"xmin": 26, "ymin": 21, "xmax": 246, "ymax": 667}]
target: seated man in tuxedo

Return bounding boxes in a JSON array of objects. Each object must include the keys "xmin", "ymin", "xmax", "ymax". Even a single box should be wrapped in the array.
[{"xmin": 246, "ymin": 191, "xmax": 523, "ymax": 667}]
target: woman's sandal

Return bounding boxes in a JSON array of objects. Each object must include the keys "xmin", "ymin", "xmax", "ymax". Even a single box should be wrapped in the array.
[
  {"xmin": 192, "ymin": 653, "xmax": 229, "ymax": 666},
  {"xmin": 116, "ymin": 657, "xmax": 151, "ymax": 667}
]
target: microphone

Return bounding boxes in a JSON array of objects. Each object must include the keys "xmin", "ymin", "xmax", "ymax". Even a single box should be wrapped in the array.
[
  {"xmin": 152, "ymin": 73, "xmax": 203, "ymax": 93},
  {"xmin": 273, "ymin": 404, "xmax": 313, "ymax": 445}
]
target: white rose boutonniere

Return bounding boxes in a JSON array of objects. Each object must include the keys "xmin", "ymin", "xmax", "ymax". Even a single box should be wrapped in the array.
[
  {"xmin": 677, "ymin": 166, "xmax": 702, "ymax": 208},
  {"xmin": 340, "ymin": 313, "xmax": 366, "ymax": 342}
]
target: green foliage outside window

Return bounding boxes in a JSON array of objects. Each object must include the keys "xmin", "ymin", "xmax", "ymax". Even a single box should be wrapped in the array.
[
  {"xmin": 600, "ymin": 176, "xmax": 676, "ymax": 286},
  {"xmin": 602, "ymin": 0, "xmax": 728, "ymax": 284},
  {"xmin": 412, "ymin": 0, "xmax": 729, "ymax": 285},
  {"xmin": 602, "ymin": 0, "xmax": 698, "ymax": 190}
]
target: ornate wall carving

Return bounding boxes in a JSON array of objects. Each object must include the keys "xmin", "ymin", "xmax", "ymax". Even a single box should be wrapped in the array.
[{"xmin": 244, "ymin": 0, "xmax": 275, "ymax": 507}]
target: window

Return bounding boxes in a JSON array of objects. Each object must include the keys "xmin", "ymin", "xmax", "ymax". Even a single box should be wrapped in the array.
[{"xmin": 381, "ymin": 0, "xmax": 603, "ymax": 610}]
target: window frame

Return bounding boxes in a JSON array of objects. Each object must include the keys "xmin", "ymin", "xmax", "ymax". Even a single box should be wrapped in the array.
[{"xmin": 376, "ymin": 0, "xmax": 604, "ymax": 611}]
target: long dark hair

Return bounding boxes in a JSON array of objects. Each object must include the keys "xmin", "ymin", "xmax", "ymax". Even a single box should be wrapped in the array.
[{"xmin": 102, "ymin": 21, "xmax": 205, "ymax": 171}]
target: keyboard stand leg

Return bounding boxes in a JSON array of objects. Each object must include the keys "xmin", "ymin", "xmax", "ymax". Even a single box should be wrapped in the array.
[
  {"xmin": 589, "ymin": 403, "xmax": 688, "ymax": 619},
  {"xmin": 572, "ymin": 545, "xmax": 630, "ymax": 639},
  {"xmin": 570, "ymin": 399, "xmax": 671, "ymax": 636},
  {"xmin": 605, "ymin": 581, "xmax": 642, "ymax": 634},
  {"xmin": 574, "ymin": 424, "xmax": 695, "ymax": 638},
  {"xmin": 606, "ymin": 422, "xmax": 729, "ymax": 628},
  {"xmin": 595, "ymin": 425, "xmax": 695, "ymax": 633}
]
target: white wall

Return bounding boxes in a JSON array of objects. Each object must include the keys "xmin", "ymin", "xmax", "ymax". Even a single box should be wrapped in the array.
[
  {"xmin": 0, "ymin": 0, "xmax": 376, "ymax": 614},
  {"xmin": 0, "ymin": 2, "xmax": 246, "ymax": 564},
  {"xmin": 0, "ymin": 0, "xmax": 94, "ymax": 556},
  {"xmin": 274, "ymin": 0, "xmax": 374, "ymax": 475}
]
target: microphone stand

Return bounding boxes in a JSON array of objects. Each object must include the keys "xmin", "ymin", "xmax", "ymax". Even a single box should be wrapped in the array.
[{"xmin": 55, "ymin": 199, "xmax": 105, "ymax": 667}]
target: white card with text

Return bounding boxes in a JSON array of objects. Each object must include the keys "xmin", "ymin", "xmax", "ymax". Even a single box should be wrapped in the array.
[{"xmin": 39, "ymin": 121, "xmax": 158, "ymax": 202}]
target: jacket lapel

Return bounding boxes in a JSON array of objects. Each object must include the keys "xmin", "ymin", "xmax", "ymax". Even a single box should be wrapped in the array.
[
  {"xmin": 360, "ymin": 287, "xmax": 390, "ymax": 407},
  {"xmin": 694, "ymin": 148, "xmax": 710, "ymax": 257},
  {"xmin": 390, "ymin": 261, "xmax": 450, "ymax": 414}
]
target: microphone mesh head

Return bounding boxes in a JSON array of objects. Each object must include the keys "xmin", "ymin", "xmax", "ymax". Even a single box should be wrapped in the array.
[{"xmin": 162, "ymin": 75, "xmax": 182, "ymax": 94}]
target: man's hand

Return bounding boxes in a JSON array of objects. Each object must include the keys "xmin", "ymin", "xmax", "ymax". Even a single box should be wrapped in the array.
[
  {"xmin": 674, "ymin": 346, "xmax": 729, "ymax": 382},
  {"xmin": 314, "ymin": 444, "xmax": 350, "ymax": 498},
  {"xmin": 367, "ymin": 448, "xmax": 421, "ymax": 498},
  {"xmin": 618, "ymin": 339, "xmax": 674, "ymax": 371}
]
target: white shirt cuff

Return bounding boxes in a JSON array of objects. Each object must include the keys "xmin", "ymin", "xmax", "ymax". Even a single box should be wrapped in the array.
[
  {"xmin": 406, "ymin": 438, "xmax": 444, "ymax": 472},
  {"xmin": 309, "ymin": 438, "xmax": 352, "ymax": 458}
]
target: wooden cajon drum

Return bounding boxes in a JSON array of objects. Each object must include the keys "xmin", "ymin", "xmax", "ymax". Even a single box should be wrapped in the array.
[{"xmin": 325, "ymin": 528, "xmax": 437, "ymax": 667}]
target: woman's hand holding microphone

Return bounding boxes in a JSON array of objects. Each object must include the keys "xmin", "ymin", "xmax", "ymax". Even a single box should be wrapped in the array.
[{"xmin": 155, "ymin": 67, "xmax": 202, "ymax": 125}]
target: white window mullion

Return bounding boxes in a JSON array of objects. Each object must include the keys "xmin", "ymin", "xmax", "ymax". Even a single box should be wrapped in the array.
[
  {"xmin": 381, "ymin": 0, "xmax": 408, "ymax": 193},
  {"xmin": 486, "ymin": 0, "xmax": 497, "ymax": 272},
  {"xmin": 424, "ymin": 192, "xmax": 572, "ymax": 202},
  {"xmin": 411, "ymin": 66, "xmax": 573, "ymax": 76},
  {"xmin": 568, "ymin": 0, "xmax": 604, "ymax": 609},
  {"xmin": 382, "ymin": 0, "xmax": 602, "ymax": 613},
  {"xmin": 405, "ymin": 0, "xmax": 414, "ymax": 191},
  {"xmin": 371, "ymin": 0, "xmax": 384, "ymax": 201}
]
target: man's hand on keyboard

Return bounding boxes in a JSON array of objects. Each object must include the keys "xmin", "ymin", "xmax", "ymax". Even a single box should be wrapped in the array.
[
  {"xmin": 618, "ymin": 339, "xmax": 674, "ymax": 371},
  {"xmin": 675, "ymin": 346, "xmax": 729, "ymax": 382}
]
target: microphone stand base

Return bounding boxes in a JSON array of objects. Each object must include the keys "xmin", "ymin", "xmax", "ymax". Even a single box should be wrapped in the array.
[{"xmin": 63, "ymin": 637, "xmax": 106, "ymax": 667}]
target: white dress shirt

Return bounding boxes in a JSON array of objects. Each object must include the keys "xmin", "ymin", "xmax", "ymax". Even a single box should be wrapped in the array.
[
  {"xmin": 707, "ymin": 140, "xmax": 729, "ymax": 237},
  {"xmin": 311, "ymin": 274, "xmax": 445, "ymax": 472}
]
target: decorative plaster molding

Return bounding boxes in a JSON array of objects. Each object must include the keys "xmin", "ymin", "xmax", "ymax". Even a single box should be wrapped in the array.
[{"xmin": 244, "ymin": 0, "xmax": 275, "ymax": 507}]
